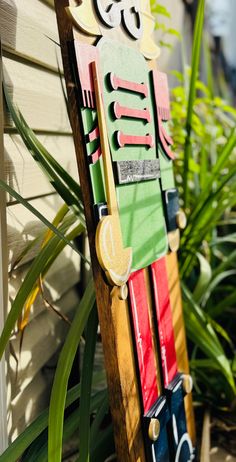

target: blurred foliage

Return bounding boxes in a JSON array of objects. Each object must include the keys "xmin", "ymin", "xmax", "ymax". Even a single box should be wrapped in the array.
[{"xmin": 170, "ymin": 68, "xmax": 236, "ymax": 407}]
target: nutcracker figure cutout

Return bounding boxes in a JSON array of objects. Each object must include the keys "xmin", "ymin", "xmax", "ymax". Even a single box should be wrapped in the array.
[{"xmin": 55, "ymin": 1, "xmax": 196, "ymax": 460}]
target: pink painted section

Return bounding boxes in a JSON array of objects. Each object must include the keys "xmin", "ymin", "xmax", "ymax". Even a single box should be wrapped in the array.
[
  {"xmin": 74, "ymin": 41, "xmax": 100, "ymax": 108},
  {"xmin": 117, "ymin": 131, "xmax": 154, "ymax": 148},
  {"xmin": 128, "ymin": 270, "xmax": 159, "ymax": 414},
  {"xmin": 88, "ymin": 125, "xmax": 99, "ymax": 142},
  {"xmin": 110, "ymin": 72, "xmax": 148, "ymax": 98},
  {"xmin": 113, "ymin": 102, "xmax": 151, "ymax": 123},
  {"xmin": 89, "ymin": 146, "xmax": 102, "ymax": 164},
  {"xmin": 151, "ymin": 258, "xmax": 178, "ymax": 387}
]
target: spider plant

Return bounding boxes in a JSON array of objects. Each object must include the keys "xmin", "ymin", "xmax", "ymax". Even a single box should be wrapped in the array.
[{"xmin": 170, "ymin": 0, "xmax": 236, "ymax": 405}]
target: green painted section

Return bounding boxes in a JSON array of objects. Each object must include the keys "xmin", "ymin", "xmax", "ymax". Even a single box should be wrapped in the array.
[
  {"xmin": 117, "ymin": 180, "xmax": 168, "ymax": 270},
  {"xmin": 81, "ymin": 108, "xmax": 106, "ymax": 203},
  {"xmin": 98, "ymin": 38, "xmax": 168, "ymax": 270},
  {"xmin": 81, "ymin": 109, "xmax": 98, "ymax": 155},
  {"xmin": 89, "ymin": 159, "xmax": 106, "ymax": 204},
  {"xmin": 98, "ymin": 39, "xmax": 156, "ymax": 162}
]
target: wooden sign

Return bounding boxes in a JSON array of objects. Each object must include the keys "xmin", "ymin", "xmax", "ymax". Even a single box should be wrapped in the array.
[{"xmin": 54, "ymin": 1, "xmax": 196, "ymax": 460}]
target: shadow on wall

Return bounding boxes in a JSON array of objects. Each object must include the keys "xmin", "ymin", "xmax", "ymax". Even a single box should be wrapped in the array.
[{"xmin": 5, "ymin": 184, "xmax": 82, "ymax": 440}]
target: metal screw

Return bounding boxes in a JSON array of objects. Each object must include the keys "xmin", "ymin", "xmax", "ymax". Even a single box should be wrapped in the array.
[
  {"xmin": 176, "ymin": 210, "xmax": 187, "ymax": 229},
  {"xmin": 182, "ymin": 374, "xmax": 193, "ymax": 394},
  {"xmin": 118, "ymin": 283, "xmax": 128, "ymax": 301},
  {"xmin": 148, "ymin": 418, "xmax": 160, "ymax": 441}
]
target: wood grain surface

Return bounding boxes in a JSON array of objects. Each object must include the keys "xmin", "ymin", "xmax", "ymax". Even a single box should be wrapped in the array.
[{"xmin": 165, "ymin": 251, "xmax": 196, "ymax": 444}]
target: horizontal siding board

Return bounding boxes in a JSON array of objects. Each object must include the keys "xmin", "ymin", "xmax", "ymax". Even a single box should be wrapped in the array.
[
  {"xmin": 1, "ymin": 0, "xmax": 84, "ymax": 444},
  {"xmin": 7, "ymin": 194, "xmax": 63, "ymax": 268},
  {"xmin": 3, "ymin": 55, "xmax": 71, "ymax": 133},
  {"xmin": 9, "ymin": 249, "xmax": 81, "ymax": 319},
  {"xmin": 8, "ymin": 369, "xmax": 52, "ymax": 441},
  {"xmin": 8, "ymin": 248, "xmax": 81, "ymax": 322},
  {"xmin": 7, "ymin": 194, "xmax": 83, "ymax": 270},
  {"xmin": 0, "ymin": 0, "xmax": 62, "ymax": 72},
  {"xmin": 4, "ymin": 133, "xmax": 78, "ymax": 202},
  {"xmin": 9, "ymin": 288, "xmax": 79, "ymax": 399}
]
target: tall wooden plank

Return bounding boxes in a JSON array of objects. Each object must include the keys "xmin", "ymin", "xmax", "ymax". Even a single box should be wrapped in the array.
[
  {"xmin": 54, "ymin": 2, "xmax": 146, "ymax": 460},
  {"xmin": 165, "ymin": 251, "xmax": 196, "ymax": 444},
  {"xmin": 0, "ymin": 44, "xmax": 9, "ymax": 454}
]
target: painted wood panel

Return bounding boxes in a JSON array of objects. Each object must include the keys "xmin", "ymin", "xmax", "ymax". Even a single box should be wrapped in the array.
[
  {"xmin": 0, "ymin": 0, "xmax": 63, "ymax": 72},
  {"xmin": 3, "ymin": 55, "xmax": 71, "ymax": 133},
  {"xmin": 4, "ymin": 133, "xmax": 78, "ymax": 202}
]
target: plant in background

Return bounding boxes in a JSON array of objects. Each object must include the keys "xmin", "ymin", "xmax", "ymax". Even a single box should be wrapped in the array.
[
  {"xmin": 0, "ymin": 88, "xmax": 112, "ymax": 461},
  {"xmin": 150, "ymin": 0, "xmax": 181, "ymax": 49},
  {"xmin": 169, "ymin": 0, "xmax": 236, "ymax": 407}
]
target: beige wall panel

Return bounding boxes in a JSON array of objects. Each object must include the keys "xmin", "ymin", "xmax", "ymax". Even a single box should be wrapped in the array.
[
  {"xmin": 3, "ymin": 56, "xmax": 71, "ymax": 133},
  {"xmin": 8, "ymin": 369, "xmax": 52, "ymax": 441},
  {"xmin": 8, "ymin": 249, "xmax": 81, "ymax": 323},
  {"xmin": 8, "ymin": 288, "xmax": 78, "ymax": 399},
  {"xmin": 4, "ymin": 133, "xmax": 78, "ymax": 202},
  {"xmin": 6, "ymin": 194, "xmax": 79, "ymax": 269},
  {"xmin": 0, "ymin": 49, "xmax": 9, "ymax": 454},
  {"xmin": 0, "ymin": 0, "xmax": 62, "ymax": 72},
  {"xmin": 154, "ymin": 0, "xmax": 185, "ymax": 79}
]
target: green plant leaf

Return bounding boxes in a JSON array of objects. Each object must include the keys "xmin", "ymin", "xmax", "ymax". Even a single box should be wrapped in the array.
[
  {"xmin": 0, "ymin": 372, "xmax": 105, "ymax": 462},
  {"xmin": 0, "ymin": 178, "xmax": 85, "ymax": 258},
  {"xmin": 78, "ymin": 306, "xmax": 99, "ymax": 462},
  {"xmin": 3, "ymin": 82, "xmax": 85, "ymax": 223},
  {"xmin": 193, "ymin": 253, "xmax": 212, "ymax": 303},
  {"xmin": 182, "ymin": 283, "xmax": 235, "ymax": 399},
  {"xmin": 0, "ymin": 218, "xmax": 85, "ymax": 360},
  {"xmin": 48, "ymin": 278, "xmax": 96, "ymax": 462},
  {"xmin": 183, "ymin": 0, "xmax": 205, "ymax": 208},
  {"xmin": 151, "ymin": 3, "xmax": 171, "ymax": 18}
]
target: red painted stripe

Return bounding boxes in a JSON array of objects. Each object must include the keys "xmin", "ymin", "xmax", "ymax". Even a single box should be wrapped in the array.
[
  {"xmin": 128, "ymin": 270, "xmax": 159, "ymax": 414},
  {"xmin": 151, "ymin": 258, "xmax": 177, "ymax": 387}
]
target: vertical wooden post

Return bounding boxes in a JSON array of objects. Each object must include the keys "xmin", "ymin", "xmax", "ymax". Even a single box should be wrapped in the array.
[
  {"xmin": 166, "ymin": 251, "xmax": 196, "ymax": 444},
  {"xmin": 0, "ymin": 43, "xmax": 9, "ymax": 454},
  {"xmin": 54, "ymin": 3, "xmax": 146, "ymax": 460}
]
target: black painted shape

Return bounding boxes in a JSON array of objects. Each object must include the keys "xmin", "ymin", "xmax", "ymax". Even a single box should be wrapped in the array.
[
  {"xmin": 93, "ymin": 202, "xmax": 108, "ymax": 223},
  {"xmin": 163, "ymin": 188, "xmax": 179, "ymax": 232},
  {"xmin": 115, "ymin": 159, "xmax": 160, "ymax": 184},
  {"xmin": 166, "ymin": 374, "xmax": 195, "ymax": 462},
  {"xmin": 144, "ymin": 396, "xmax": 170, "ymax": 462}
]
